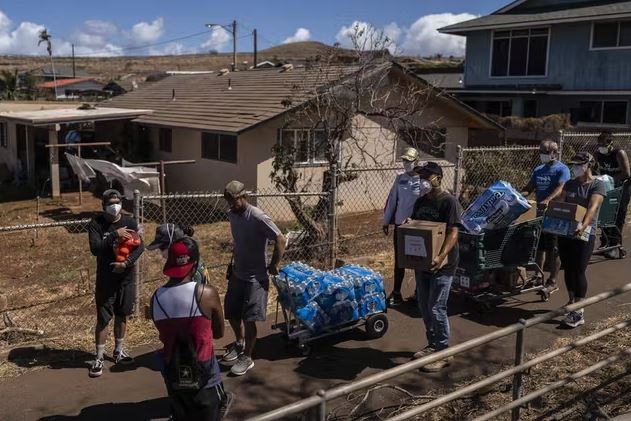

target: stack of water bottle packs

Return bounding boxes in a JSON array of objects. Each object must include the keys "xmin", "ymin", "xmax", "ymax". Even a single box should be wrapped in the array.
[{"xmin": 277, "ymin": 262, "xmax": 386, "ymax": 332}]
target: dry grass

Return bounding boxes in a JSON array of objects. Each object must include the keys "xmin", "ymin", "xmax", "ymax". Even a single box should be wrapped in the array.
[{"xmin": 330, "ymin": 313, "xmax": 631, "ymax": 420}]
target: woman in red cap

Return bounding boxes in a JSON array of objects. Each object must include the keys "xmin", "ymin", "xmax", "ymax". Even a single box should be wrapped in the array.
[{"xmin": 152, "ymin": 237, "xmax": 232, "ymax": 420}]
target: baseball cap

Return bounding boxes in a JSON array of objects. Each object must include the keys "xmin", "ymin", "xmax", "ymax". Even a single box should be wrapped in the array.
[
  {"xmin": 102, "ymin": 189, "xmax": 122, "ymax": 206},
  {"xmin": 163, "ymin": 238, "xmax": 199, "ymax": 279},
  {"xmin": 415, "ymin": 161, "xmax": 443, "ymax": 177},
  {"xmin": 400, "ymin": 147, "xmax": 419, "ymax": 162},
  {"xmin": 224, "ymin": 180, "xmax": 246, "ymax": 199},
  {"xmin": 568, "ymin": 152, "xmax": 594, "ymax": 165},
  {"xmin": 147, "ymin": 223, "xmax": 185, "ymax": 251}
]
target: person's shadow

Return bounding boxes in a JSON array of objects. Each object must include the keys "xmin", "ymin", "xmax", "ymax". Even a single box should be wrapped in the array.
[
  {"xmin": 37, "ymin": 397, "xmax": 170, "ymax": 421},
  {"xmin": 8, "ymin": 346, "xmax": 161, "ymax": 373}
]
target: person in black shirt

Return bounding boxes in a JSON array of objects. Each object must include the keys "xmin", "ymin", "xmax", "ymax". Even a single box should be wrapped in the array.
[
  {"xmin": 407, "ymin": 162, "xmax": 461, "ymax": 373},
  {"xmin": 595, "ymin": 130, "xmax": 630, "ymax": 258},
  {"xmin": 87, "ymin": 189, "xmax": 145, "ymax": 378}
]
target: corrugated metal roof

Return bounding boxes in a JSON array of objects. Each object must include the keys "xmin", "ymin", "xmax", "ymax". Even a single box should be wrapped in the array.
[
  {"xmin": 38, "ymin": 77, "xmax": 101, "ymax": 89},
  {"xmin": 440, "ymin": 1, "xmax": 631, "ymax": 33}
]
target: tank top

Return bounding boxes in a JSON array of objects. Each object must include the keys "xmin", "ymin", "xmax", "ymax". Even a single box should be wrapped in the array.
[
  {"xmin": 152, "ymin": 281, "xmax": 221, "ymax": 388},
  {"xmin": 596, "ymin": 150, "xmax": 620, "ymax": 178}
]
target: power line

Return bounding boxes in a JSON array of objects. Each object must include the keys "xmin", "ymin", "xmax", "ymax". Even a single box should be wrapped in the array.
[{"xmin": 74, "ymin": 29, "xmax": 213, "ymax": 57}]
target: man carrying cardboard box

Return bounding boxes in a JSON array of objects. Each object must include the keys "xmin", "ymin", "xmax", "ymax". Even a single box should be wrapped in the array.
[
  {"xmin": 554, "ymin": 152, "xmax": 605, "ymax": 328},
  {"xmin": 523, "ymin": 140, "xmax": 570, "ymax": 292},
  {"xmin": 406, "ymin": 162, "xmax": 461, "ymax": 372}
]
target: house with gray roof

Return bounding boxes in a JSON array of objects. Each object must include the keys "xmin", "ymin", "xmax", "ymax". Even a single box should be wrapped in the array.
[{"xmin": 440, "ymin": 0, "xmax": 631, "ymax": 128}]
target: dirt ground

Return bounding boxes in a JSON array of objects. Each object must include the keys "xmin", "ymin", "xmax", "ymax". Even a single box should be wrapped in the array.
[{"xmin": 0, "ymin": 227, "xmax": 630, "ymax": 420}]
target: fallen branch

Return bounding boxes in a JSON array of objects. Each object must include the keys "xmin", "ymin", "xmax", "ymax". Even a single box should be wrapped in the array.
[
  {"xmin": 0, "ymin": 327, "xmax": 44, "ymax": 336},
  {"xmin": 347, "ymin": 384, "xmax": 435, "ymax": 418}
]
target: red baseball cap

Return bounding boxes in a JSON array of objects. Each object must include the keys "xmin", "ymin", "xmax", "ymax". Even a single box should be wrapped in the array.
[{"xmin": 163, "ymin": 239, "xmax": 198, "ymax": 279}]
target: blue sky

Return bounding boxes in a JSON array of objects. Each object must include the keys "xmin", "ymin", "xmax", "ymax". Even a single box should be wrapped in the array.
[{"xmin": 0, "ymin": 1, "xmax": 507, "ymax": 57}]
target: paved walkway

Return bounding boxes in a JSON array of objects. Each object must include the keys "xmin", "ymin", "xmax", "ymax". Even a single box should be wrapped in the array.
[{"xmin": 2, "ymin": 239, "xmax": 631, "ymax": 420}]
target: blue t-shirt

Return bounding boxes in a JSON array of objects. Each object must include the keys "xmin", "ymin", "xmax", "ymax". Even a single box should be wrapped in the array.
[{"xmin": 532, "ymin": 161, "xmax": 571, "ymax": 203}]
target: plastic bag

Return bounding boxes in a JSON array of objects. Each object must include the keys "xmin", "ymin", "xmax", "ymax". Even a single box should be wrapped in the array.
[{"xmin": 461, "ymin": 181, "xmax": 531, "ymax": 234}]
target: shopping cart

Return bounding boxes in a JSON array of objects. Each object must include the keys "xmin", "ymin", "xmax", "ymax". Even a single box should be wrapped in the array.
[
  {"xmin": 270, "ymin": 274, "xmax": 389, "ymax": 355},
  {"xmin": 454, "ymin": 217, "xmax": 551, "ymax": 309},
  {"xmin": 593, "ymin": 186, "xmax": 626, "ymax": 258}
]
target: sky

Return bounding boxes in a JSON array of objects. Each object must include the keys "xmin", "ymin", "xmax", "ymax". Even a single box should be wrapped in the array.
[{"xmin": 0, "ymin": 0, "xmax": 508, "ymax": 57}]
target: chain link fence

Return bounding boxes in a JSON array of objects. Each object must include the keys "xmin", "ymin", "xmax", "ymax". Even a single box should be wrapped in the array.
[
  {"xmin": 559, "ymin": 130, "xmax": 631, "ymax": 161},
  {"xmin": 454, "ymin": 146, "xmax": 540, "ymax": 209}
]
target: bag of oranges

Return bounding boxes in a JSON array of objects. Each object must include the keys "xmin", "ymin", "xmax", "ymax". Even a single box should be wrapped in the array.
[{"xmin": 114, "ymin": 231, "xmax": 141, "ymax": 263}]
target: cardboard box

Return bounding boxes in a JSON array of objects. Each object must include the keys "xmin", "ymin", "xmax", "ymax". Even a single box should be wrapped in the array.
[
  {"xmin": 512, "ymin": 200, "xmax": 537, "ymax": 225},
  {"xmin": 543, "ymin": 202, "xmax": 591, "ymax": 241},
  {"xmin": 397, "ymin": 221, "xmax": 446, "ymax": 271}
]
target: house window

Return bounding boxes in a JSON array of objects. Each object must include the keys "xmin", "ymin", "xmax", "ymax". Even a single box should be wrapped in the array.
[
  {"xmin": 159, "ymin": 128, "xmax": 172, "ymax": 152},
  {"xmin": 280, "ymin": 129, "xmax": 327, "ymax": 164},
  {"xmin": 485, "ymin": 101, "xmax": 513, "ymax": 117},
  {"xmin": 0, "ymin": 122, "xmax": 7, "ymax": 148},
  {"xmin": 491, "ymin": 28, "xmax": 549, "ymax": 77},
  {"xmin": 592, "ymin": 21, "xmax": 631, "ymax": 49},
  {"xmin": 578, "ymin": 101, "xmax": 628, "ymax": 125},
  {"xmin": 201, "ymin": 132, "xmax": 237, "ymax": 163}
]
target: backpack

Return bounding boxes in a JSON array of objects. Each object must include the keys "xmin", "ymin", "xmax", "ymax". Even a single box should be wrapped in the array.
[{"xmin": 153, "ymin": 284, "xmax": 212, "ymax": 391}]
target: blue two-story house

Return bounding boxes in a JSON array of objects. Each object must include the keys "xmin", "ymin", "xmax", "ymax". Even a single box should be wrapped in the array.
[{"xmin": 439, "ymin": 0, "xmax": 631, "ymax": 128}]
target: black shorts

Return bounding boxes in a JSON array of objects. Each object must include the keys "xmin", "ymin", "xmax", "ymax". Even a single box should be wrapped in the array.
[
  {"xmin": 224, "ymin": 275, "xmax": 269, "ymax": 322},
  {"xmin": 167, "ymin": 382, "xmax": 226, "ymax": 421},
  {"xmin": 537, "ymin": 232, "xmax": 558, "ymax": 253},
  {"xmin": 95, "ymin": 280, "xmax": 136, "ymax": 325}
]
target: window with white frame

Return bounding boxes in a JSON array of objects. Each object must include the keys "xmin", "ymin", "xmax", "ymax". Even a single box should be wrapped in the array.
[
  {"xmin": 0, "ymin": 122, "xmax": 7, "ymax": 148},
  {"xmin": 592, "ymin": 21, "xmax": 631, "ymax": 49},
  {"xmin": 491, "ymin": 28, "xmax": 549, "ymax": 77},
  {"xmin": 280, "ymin": 129, "xmax": 327, "ymax": 164},
  {"xmin": 578, "ymin": 101, "xmax": 628, "ymax": 125}
]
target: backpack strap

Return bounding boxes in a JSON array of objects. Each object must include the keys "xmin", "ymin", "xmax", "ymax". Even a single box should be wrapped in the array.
[{"xmin": 153, "ymin": 292, "xmax": 171, "ymax": 320}]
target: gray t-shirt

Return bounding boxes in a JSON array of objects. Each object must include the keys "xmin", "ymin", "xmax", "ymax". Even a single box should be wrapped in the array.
[
  {"xmin": 563, "ymin": 178, "xmax": 606, "ymax": 229},
  {"xmin": 228, "ymin": 204, "xmax": 281, "ymax": 282}
]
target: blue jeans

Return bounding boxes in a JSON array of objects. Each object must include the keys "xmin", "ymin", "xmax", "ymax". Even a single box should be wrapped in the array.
[{"xmin": 414, "ymin": 271, "xmax": 453, "ymax": 351}]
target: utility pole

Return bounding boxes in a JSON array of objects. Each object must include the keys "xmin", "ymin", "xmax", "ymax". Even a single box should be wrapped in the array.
[
  {"xmin": 71, "ymin": 44, "xmax": 76, "ymax": 78},
  {"xmin": 253, "ymin": 29, "xmax": 258, "ymax": 68},
  {"xmin": 232, "ymin": 20, "xmax": 237, "ymax": 72}
]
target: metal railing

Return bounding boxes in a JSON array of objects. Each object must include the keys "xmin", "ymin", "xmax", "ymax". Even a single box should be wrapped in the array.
[{"xmin": 248, "ymin": 282, "xmax": 631, "ymax": 421}]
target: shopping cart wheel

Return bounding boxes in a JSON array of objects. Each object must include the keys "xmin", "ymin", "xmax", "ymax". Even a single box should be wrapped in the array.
[
  {"xmin": 297, "ymin": 343, "xmax": 311, "ymax": 356},
  {"xmin": 538, "ymin": 289, "xmax": 550, "ymax": 302},
  {"xmin": 365, "ymin": 314, "xmax": 389, "ymax": 339}
]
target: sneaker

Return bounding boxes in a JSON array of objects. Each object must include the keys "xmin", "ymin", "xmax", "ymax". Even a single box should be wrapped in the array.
[
  {"xmin": 219, "ymin": 391, "xmax": 235, "ymax": 420},
  {"xmin": 563, "ymin": 310, "xmax": 585, "ymax": 328},
  {"xmin": 89, "ymin": 358, "xmax": 104, "ymax": 378},
  {"xmin": 230, "ymin": 355, "xmax": 254, "ymax": 376},
  {"xmin": 545, "ymin": 279, "xmax": 559, "ymax": 293},
  {"xmin": 222, "ymin": 342, "xmax": 244, "ymax": 363},
  {"xmin": 412, "ymin": 345, "xmax": 436, "ymax": 360},
  {"xmin": 387, "ymin": 292, "xmax": 403, "ymax": 306},
  {"xmin": 421, "ymin": 356, "xmax": 453, "ymax": 373},
  {"xmin": 113, "ymin": 349, "xmax": 135, "ymax": 365}
]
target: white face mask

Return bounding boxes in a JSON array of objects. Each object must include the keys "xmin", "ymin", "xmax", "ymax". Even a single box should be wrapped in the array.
[
  {"xmin": 419, "ymin": 179, "xmax": 432, "ymax": 197},
  {"xmin": 598, "ymin": 146, "xmax": 611, "ymax": 155},
  {"xmin": 105, "ymin": 203, "xmax": 121, "ymax": 217},
  {"xmin": 403, "ymin": 161, "xmax": 415, "ymax": 173},
  {"xmin": 540, "ymin": 154, "xmax": 552, "ymax": 164},
  {"xmin": 572, "ymin": 164, "xmax": 587, "ymax": 179}
]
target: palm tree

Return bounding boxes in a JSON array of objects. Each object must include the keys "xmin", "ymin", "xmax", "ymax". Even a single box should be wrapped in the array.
[
  {"xmin": 0, "ymin": 70, "xmax": 18, "ymax": 100},
  {"xmin": 38, "ymin": 29, "xmax": 58, "ymax": 99}
]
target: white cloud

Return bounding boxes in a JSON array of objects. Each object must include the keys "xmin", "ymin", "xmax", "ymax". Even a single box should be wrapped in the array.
[
  {"xmin": 83, "ymin": 20, "xmax": 118, "ymax": 37},
  {"xmin": 401, "ymin": 13, "xmax": 477, "ymax": 56},
  {"xmin": 283, "ymin": 27, "xmax": 311, "ymax": 44},
  {"xmin": 130, "ymin": 17, "xmax": 164, "ymax": 44},
  {"xmin": 335, "ymin": 20, "xmax": 399, "ymax": 54},
  {"xmin": 201, "ymin": 27, "xmax": 230, "ymax": 52},
  {"xmin": 0, "ymin": 16, "xmax": 48, "ymax": 55}
]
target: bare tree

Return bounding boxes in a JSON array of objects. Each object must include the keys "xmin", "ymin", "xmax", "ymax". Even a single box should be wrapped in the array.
[
  {"xmin": 38, "ymin": 29, "xmax": 59, "ymax": 99},
  {"xmin": 270, "ymin": 24, "xmax": 440, "ymax": 261}
]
